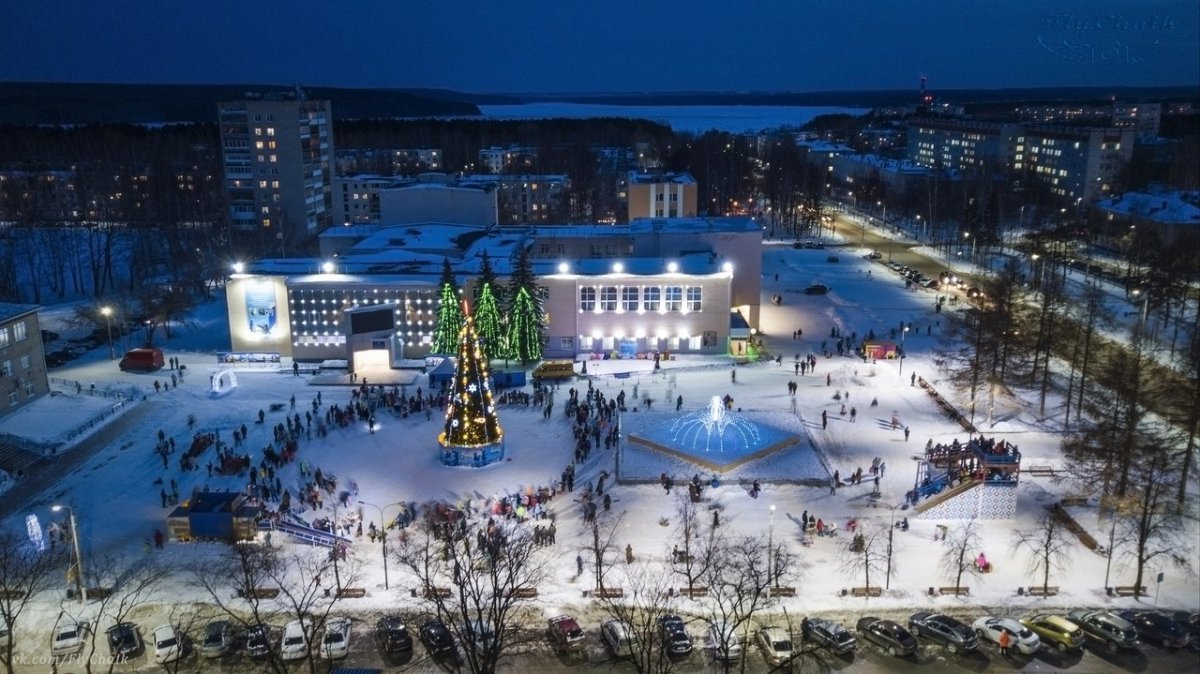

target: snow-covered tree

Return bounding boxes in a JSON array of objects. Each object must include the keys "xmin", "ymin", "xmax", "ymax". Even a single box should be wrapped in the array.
[
  {"xmin": 939, "ymin": 517, "xmax": 982, "ymax": 592},
  {"xmin": 432, "ymin": 258, "xmax": 463, "ymax": 355},
  {"xmin": 840, "ymin": 524, "xmax": 888, "ymax": 592},
  {"xmin": 1011, "ymin": 509, "xmax": 1073, "ymax": 597},
  {"xmin": 0, "ymin": 529, "xmax": 66, "ymax": 674}
]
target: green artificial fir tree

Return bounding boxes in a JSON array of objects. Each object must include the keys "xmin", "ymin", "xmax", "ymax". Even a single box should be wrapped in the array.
[
  {"xmin": 473, "ymin": 252, "xmax": 504, "ymax": 361},
  {"xmin": 431, "ymin": 258, "xmax": 463, "ymax": 355},
  {"xmin": 504, "ymin": 246, "xmax": 544, "ymax": 364},
  {"xmin": 438, "ymin": 300, "xmax": 504, "ymax": 452}
]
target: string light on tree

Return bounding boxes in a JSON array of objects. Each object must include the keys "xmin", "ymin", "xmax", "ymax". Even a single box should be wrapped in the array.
[{"xmin": 438, "ymin": 299, "xmax": 505, "ymax": 466}]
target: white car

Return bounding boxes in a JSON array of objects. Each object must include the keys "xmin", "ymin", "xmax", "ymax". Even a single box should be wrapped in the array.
[
  {"xmin": 280, "ymin": 619, "xmax": 312, "ymax": 661},
  {"xmin": 756, "ymin": 625, "xmax": 794, "ymax": 666},
  {"xmin": 973, "ymin": 617, "xmax": 1040, "ymax": 654},
  {"xmin": 707, "ymin": 621, "xmax": 742, "ymax": 661},
  {"xmin": 151, "ymin": 624, "xmax": 184, "ymax": 664},
  {"xmin": 320, "ymin": 617, "xmax": 351, "ymax": 659},
  {"xmin": 51, "ymin": 620, "xmax": 90, "ymax": 656}
]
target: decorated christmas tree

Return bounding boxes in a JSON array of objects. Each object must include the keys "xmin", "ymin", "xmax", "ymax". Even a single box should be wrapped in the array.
[
  {"xmin": 438, "ymin": 300, "xmax": 504, "ymax": 454},
  {"xmin": 431, "ymin": 258, "xmax": 463, "ymax": 355},
  {"xmin": 473, "ymin": 252, "xmax": 504, "ymax": 362},
  {"xmin": 504, "ymin": 246, "xmax": 544, "ymax": 364}
]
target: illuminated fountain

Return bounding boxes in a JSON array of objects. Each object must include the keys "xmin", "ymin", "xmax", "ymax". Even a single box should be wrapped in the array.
[{"xmin": 627, "ymin": 396, "xmax": 800, "ymax": 473}]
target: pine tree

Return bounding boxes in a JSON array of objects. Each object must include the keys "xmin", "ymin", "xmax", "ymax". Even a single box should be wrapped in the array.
[
  {"xmin": 504, "ymin": 246, "xmax": 544, "ymax": 364},
  {"xmin": 439, "ymin": 301, "xmax": 504, "ymax": 450},
  {"xmin": 474, "ymin": 252, "xmax": 505, "ymax": 361},
  {"xmin": 432, "ymin": 258, "xmax": 463, "ymax": 355}
]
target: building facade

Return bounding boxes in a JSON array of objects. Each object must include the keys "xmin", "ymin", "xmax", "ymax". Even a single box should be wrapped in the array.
[
  {"xmin": 335, "ymin": 175, "xmax": 406, "ymax": 226},
  {"xmin": 625, "ymin": 171, "xmax": 697, "ymax": 221},
  {"xmin": 218, "ymin": 95, "xmax": 336, "ymax": 250},
  {"xmin": 335, "ymin": 148, "xmax": 441, "ymax": 176},
  {"xmin": 458, "ymin": 174, "xmax": 568, "ymax": 224},
  {"xmin": 478, "ymin": 146, "xmax": 537, "ymax": 174},
  {"xmin": 0, "ymin": 304, "xmax": 49, "ymax": 418}
]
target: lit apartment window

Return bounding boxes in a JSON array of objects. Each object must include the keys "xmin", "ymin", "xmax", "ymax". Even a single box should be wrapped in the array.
[
  {"xmin": 579, "ymin": 287, "xmax": 596, "ymax": 311},
  {"xmin": 1, "ymin": 360, "xmax": 11, "ymax": 377},
  {"xmin": 13, "ymin": 322, "xmax": 26, "ymax": 341},
  {"xmin": 8, "ymin": 392, "xmax": 15, "ymax": 407},
  {"xmin": 0, "ymin": 327, "xmax": 8, "ymax": 348},
  {"xmin": 267, "ymin": 127, "xmax": 275, "ymax": 135},
  {"xmin": 20, "ymin": 354, "xmax": 30, "ymax": 369}
]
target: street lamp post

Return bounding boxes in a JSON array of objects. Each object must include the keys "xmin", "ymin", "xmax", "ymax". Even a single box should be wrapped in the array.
[
  {"xmin": 898, "ymin": 326, "xmax": 909, "ymax": 377},
  {"xmin": 52, "ymin": 505, "xmax": 85, "ymax": 603},
  {"xmin": 767, "ymin": 504, "xmax": 776, "ymax": 587},
  {"xmin": 100, "ymin": 306, "xmax": 114, "ymax": 360},
  {"xmin": 885, "ymin": 503, "xmax": 901, "ymax": 590},
  {"xmin": 359, "ymin": 500, "xmax": 404, "ymax": 591},
  {"xmin": 1131, "ymin": 289, "xmax": 1149, "ymax": 333}
]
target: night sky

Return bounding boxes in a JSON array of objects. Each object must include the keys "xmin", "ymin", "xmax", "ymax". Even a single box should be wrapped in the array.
[{"xmin": 3, "ymin": 0, "xmax": 1197, "ymax": 93}]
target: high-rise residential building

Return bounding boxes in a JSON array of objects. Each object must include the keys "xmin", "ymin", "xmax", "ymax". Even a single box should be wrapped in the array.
[
  {"xmin": 0, "ymin": 303, "xmax": 49, "ymax": 419},
  {"xmin": 907, "ymin": 118, "xmax": 1134, "ymax": 202},
  {"xmin": 625, "ymin": 171, "xmax": 697, "ymax": 221},
  {"xmin": 478, "ymin": 146, "xmax": 537, "ymax": 174},
  {"xmin": 218, "ymin": 94, "xmax": 335, "ymax": 253},
  {"xmin": 1111, "ymin": 102, "xmax": 1162, "ymax": 140}
]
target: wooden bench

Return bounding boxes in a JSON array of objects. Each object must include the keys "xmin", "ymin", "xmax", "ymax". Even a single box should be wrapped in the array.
[
  {"xmin": 417, "ymin": 586, "xmax": 452, "ymax": 599},
  {"xmin": 769, "ymin": 586, "xmax": 796, "ymax": 598},
  {"xmin": 849, "ymin": 586, "xmax": 882, "ymax": 598},
  {"xmin": 1111, "ymin": 585, "xmax": 1147, "ymax": 597},
  {"xmin": 1060, "ymin": 496, "xmax": 1087, "ymax": 507},
  {"xmin": 237, "ymin": 587, "xmax": 280, "ymax": 599},
  {"xmin": 677, "ymin": 586, "xmax": 708, "ymax": 598},
  {"xmin": 1025, "ymin": 586, "xmax": 1059, "ymax": 597},
  {"xmin": 336, "ymin": 587, "xmax": 367, "ymax": 598},
  {"xmin": 938, "ymin": 586, "xmax": 970, "ymax": 596},
  {"xmin": 584, "ymin": 587, "xmax": 624, "ymax": 599},
  {"xmin": 1025, "ymin": 465, "xmax": 1055, "ymax": 477},
  {"xmin": 508, "ymin": 587, "xmax": 538, "ymax": 599}
]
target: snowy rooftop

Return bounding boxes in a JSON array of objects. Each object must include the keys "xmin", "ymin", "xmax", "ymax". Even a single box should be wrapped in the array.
[
  {"xmin": 0, "ymin": 301, "xmax": 39, "ymax": 323},
  {"xmin": 797, "ymin": 140, "xmax": 857, "ymax": 154},
  {"xmin": 1096, "ymin": 191, "xmax": 1200, "ymax": 226},
  {"xmin": 627, "ymin": 170, "xmax": 696, "ymax": 185}
]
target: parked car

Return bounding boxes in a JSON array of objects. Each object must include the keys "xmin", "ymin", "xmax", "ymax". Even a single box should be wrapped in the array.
[
  {"xmin": 972, "ymin": 617, "xmax": 1040, "ymax": 654},
  {"xmin": 1020, "ymin": 614, "xmax": 1083, "ymax": 652},
  {"xmin": 804, "ymin": 284, "xmax": 830, "ymax": 295},
  {"xmin": 826, "ymin": 255, "xmax": 840, "ymax": 263},
  {"xmin": 601, "ymin": 619, "xmax": 636, "ymax": 659},
  {"xmin": 1170, "ymin": 611, "xmax": 1200, "ymax": 642},
  {"xmin": 244, "ymin": 624, "xmax": 270, "ymax": 659},
  {"xmin": 1118, "ymin": 610, "xmax": 1190, "ymax": 649},
  {"xmin": 419, "ymin": 619, "xmax": 456, "ymax": 659},
  {"xmin": 151, "ymin": 624, "xmax": 184, "ymax": 664},
  {"xmin": 547, "ymin": 615, "xmax": 585, "ymax": 655},
  {"xmin": 802, "ymin": 617, "xmax": 857, "ymax": 655},
  {"xmin": 279, "ymin": 619, "xmax": 312, "ymax": 661},
  {"xmin": 106, "ymin": 622, "xmax": 143, "ymax": 659},
  {"xmin": 908, "ymin": 612, "xmax": 977, "ymax": 653},
  {"xmin": 756, "ymin": 625, "xmax": 794, "ymax": 665},
  {"xmin": 706, "ymin": 621, "xmax": 742, "ymax": 661},
  {"xmin": 320, "ymin": 617, "xmax": 351, "ymax": 659},
  {"xmin": 375, "ymin": 615, "xmax": 412, "ymax": 654},
  {"xmin": 200, "ymin": 620, "xmax": 233, "ymax": 659},
  {"xmin": 467, "ymin": 620, "xmax": 497, "ymax": 653},
  {"xmin": 856, "ymin": 617, "xmax": 918, "ymax": 657},
  {"xmin": 51, "ymin": 620, "xmax": 90, "ymax": 656},
  {"xmin": 864, "ymin": 251, "xmax": 883, "ymax": 260},
  {"xmin": 657, "ymin": 615, "xmax": 693, "ymax": 657},
  {"xmin": 118, "ymin": 346, "xmax": 165, "ymax": 372},
  {"xmin": 1067, "ymin": 610, "xmax": 1140, "ymax": 652}
]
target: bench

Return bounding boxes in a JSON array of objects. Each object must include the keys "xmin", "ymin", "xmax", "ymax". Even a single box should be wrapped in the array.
[
  {"xmin": 0, "ymin": 589, "xmax": 27, "ymax": 600},
  {"xmin": 1110, "ymin": 585, "xmax": 1147, "ymax": 597},
  {"xmin": 1060, "ymin": 496, "xmax": 1088, "ymax": 507},
  {"xmin": 677, "ymin": 586, "xmax": 708, "ymax": 598},
  {"xmin": 849, "ymin": 586, "xmax": 882, "ymax": 598},
  {"xmin": 236, "ymin": 587, "xmax": 280, "ymax": 599},
  {"xmin": 584, "ymin": 587, "xmax": 624, "ymax": 599},
  {"xmin": 1026, "ymin": 465, "xmax": 1055, "ymax": 477},
  {"xmin": 508, "ymin": 587, "xmax": 538, "ymax": 599},
  {"xmin": 417, "ymin": 586, "xmax": 452, "ymax": 599},
  {"xmin": 336, "ymin": 587, "xmax": 367, "ymax": 598},
  {"xmin": 1025, "ymin": 585, "xmax": 1059, "ymax": 597},
  {"xmin": 769, "ymin": 586, "xmax": 797, "ymax": 598},
  {"xmin": 938, "ymin": 586, "xmax": 970, "ymax": 596}
]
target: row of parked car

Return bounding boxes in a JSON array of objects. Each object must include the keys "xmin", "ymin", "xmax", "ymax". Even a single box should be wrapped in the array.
[{"xmin": 50, "ymin": 620, "xmax": 186, "ymax": 664}]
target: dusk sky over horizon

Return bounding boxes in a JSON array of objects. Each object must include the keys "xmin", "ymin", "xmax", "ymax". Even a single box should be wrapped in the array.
[{"xmin": 3, "ymin": 1, "xmax": 1198, "ymax": 94}]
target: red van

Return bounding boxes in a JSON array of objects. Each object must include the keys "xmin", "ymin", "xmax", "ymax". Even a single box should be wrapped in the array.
[{"xmin": 119, "ymin": 347, "xmax": 165, "ymax": 372}]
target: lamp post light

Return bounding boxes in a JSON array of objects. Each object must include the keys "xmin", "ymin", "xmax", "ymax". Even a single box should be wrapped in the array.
[
  {"xmin": 52, "ymin": 505, "xmax": 85, "ymax": 603},
  {"xmin": 1131, "ymin": 289, "xmax": 1150, "ymax": 334},
  {"xmin": 898, "ymin": 326, "xmax": 909, "ymax": 377},
  {"xmin": 885, "ymin": 503, "xmax": 901, "ymax": 590},
  {"xmin": 100, "ymin": 306, "xmax": 114, "ymax": 360},
  {"xmin": 358, "ymin": 500, "xmax": 404, "ymax": 591},
  {"xmin": 767, "ymin": 504, "xmax": 776, "ymax": 587}
]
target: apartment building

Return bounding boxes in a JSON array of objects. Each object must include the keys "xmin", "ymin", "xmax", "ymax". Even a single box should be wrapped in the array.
[
  {"xmin": 335, "ymin": 148, "xmax": 442, "ymax": 176},
  {"xmin": 625, "ymin": 171, "xmax": 697, "ymax": 221},
  {"xmin": 478, "ymin": 146, "xmax": 537, "ymax": 174},
  {"xmin": 218, "ymin": 94, "xmax": 335, "ymax": 250},
  {"xmin": 0, "ymin": 303, "xmax": 49, "ymax": 418}
]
